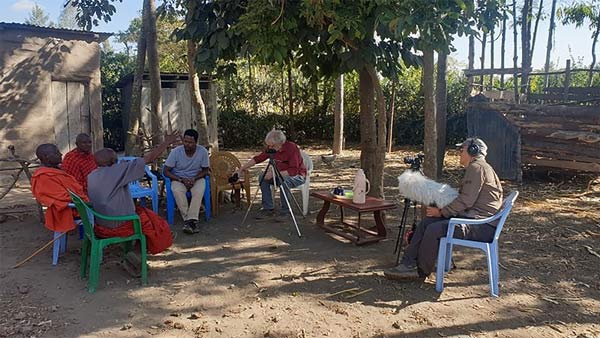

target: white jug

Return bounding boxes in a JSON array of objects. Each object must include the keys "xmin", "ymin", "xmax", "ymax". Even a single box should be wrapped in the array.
[{"xmin": 352, "ymin": 169, "xmax": 370, "ymax": 204}]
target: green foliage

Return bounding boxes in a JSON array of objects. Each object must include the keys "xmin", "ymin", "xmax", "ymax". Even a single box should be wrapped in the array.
[
  {"xmin": 558, "ymin": 1, "xmax": 599, "ymax": 29},
  {"xmin": 66, "ymin": 0, "xmax": 122, "ymax": 31},
  {"xmin": 25, "ymin": 4, "xmax": 53, "ymax": 27},
  {"xmin": 100, "ymin": 51, "xmax": 135, "ymax": 151}
]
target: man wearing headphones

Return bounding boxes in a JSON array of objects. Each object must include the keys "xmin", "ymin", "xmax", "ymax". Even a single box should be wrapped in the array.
[{"xmin": 385, "ymin": 137, "xmax": 503, "ymax": 280}]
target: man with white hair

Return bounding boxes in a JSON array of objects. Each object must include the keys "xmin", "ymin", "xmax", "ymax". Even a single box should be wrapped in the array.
[
  {"xmin": 385, "ymin": 137, "xmax": 503, "ymax": 280},
  {"xmin": 237, "ymin": 129, "xmax": 306, "ymax": 219}
]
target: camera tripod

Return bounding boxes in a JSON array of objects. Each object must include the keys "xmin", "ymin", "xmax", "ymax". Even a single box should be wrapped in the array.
[
  {"xmin": 241, "ymin": 155, "xmax": 304, "ymax": 237},
  {"xmin": 393, "ymin": 197, "xmax": 419, "ymax": 265}
]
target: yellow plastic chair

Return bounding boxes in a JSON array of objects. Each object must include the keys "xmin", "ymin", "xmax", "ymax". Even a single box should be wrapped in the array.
[{"xmin": 209, "ymin": 151, "xmax": 251, "ymax": 216}]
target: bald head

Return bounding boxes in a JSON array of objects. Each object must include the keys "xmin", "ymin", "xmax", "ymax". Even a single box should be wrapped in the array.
[
  {"xmin": 36, "ymin": 143, "xmax": 62, "ymax": 168},
  {"xmin": 94, "ymin": 148, "xmax": 117, "ymax": 167},
  {"xmin": 75, "ymin": 133, "xmax": 92, "ymax": 153}
]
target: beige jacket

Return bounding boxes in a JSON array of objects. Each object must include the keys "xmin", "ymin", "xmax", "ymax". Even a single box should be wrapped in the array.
[{"xmin": 441, "ymin": 157, "xmax": 503, "ymax": 222}]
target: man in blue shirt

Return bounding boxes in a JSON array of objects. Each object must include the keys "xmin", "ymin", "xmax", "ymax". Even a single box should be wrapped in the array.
[{"xmin": 163, "ymin": 129, "xmax": 210, "ymax": 234}]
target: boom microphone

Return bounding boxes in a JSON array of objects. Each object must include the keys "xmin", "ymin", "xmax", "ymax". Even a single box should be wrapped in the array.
[{"xmin": 397, "ymin": 170, "xmax": 458, "ymax": 208}]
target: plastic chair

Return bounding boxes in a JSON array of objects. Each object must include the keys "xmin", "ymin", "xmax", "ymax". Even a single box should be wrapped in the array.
[
  {"xmin": 272, "ymin": 151, "xmax": 312, "ymax": 215},
  {"xmin": 52, "ymin": 215, "xmax": 84, "ymax": 265},
  {"xmin": 118, "ymin": 157, "xmax": 159, "ymax": 213},
  {"xmin": 435, "ymin": 191, "xmax": 519, "ymax": 297},
  {"xmin": 209, "ymin": 151, "xmax": 251, "ymax": 216},
  {"xmin": 163, "ymin": 166, "xmax": 211, "ymax": 225},
  {"xmin": 69, "ymin": 191, "xmax": 147, "ymax": 293}
]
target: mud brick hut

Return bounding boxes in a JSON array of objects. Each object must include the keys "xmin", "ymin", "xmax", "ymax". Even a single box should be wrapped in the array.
[{"xmin": 0, "ymin": 23, "xmax": 110, "ymax": 159}]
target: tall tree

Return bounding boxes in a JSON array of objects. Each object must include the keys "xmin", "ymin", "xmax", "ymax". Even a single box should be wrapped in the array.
[
  {"xmin": 544, "ymin": 0, "xmax": 559, "ymax": 87},
  {"xmin": 25, "ymin": 4, "xmax": 53, "ymax": 27},
  {"xmin": 333, "ymin": 74, "xmax": 344, "ymax": 155},
  {"xmin": 125, "ymin": 11, "xmax": 148, "ymax": 155},
  {"xmin": 560, "ymin": 1, "xmax": 600, "ymax": 86},
  {"xmin": 435, "ymin": 52, "xmax": 448, "ymax": 178},
  {"xmin": 422, "ymin": 49, "xmax": 438, "ymax": 180},
  {"xmin": 144, "ymin": 0, "xmax": 163, "ymax": 146},
  {"xmin": 58, "ymin": 3, "xmax": 79, "ymax": 29},
  {"xmin": 521, "ymin": 0, "xmax": 533, "ymax": 93}
]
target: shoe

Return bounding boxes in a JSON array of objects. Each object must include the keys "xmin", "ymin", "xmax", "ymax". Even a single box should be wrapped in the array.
[
  {"xmin": 182, "ymin": 220, "xmax": 195, "ymax": 234},
  {"xmin": 274, "ymin": 211, "xmax": 290, "ymax": 223},
  {"xmin": 384, "ymin": 264, "xmax": 422, "ymax": 281},
  {"xmin": 190, "ymin": 219, "xmax": 201, "ymax": 233},
  {"xmin": 254, "ymin": 209, "xmax": 274, "ymax": 220}
]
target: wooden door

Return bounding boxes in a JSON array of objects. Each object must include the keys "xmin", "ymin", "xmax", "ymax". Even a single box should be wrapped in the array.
[{"xmin": 51, "ymin": 81, "xmax": 91, "ymax": 154}]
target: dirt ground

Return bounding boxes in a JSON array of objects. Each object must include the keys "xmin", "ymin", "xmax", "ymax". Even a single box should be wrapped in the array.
[{"xmin": 1, "ymin": 147, "xmax": 599, "ymax": 338}]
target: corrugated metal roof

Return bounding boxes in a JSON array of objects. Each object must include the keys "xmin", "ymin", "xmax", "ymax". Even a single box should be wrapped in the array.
[{"xmin": 0, "ymin": 22, "xmax": 111, "ymax": 40}]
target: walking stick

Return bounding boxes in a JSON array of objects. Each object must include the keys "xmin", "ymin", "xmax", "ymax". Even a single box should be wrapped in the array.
[{"xmin": 12, "ymin": 232, "xmax": 67, "ymax": 269}]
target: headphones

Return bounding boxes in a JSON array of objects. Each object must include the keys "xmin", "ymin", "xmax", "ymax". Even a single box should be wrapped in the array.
[{"xmin": 467, "ymin": 138, "xmax": 481, "ymax": 156}]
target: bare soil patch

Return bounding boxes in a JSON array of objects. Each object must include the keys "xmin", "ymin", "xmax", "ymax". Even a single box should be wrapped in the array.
[{"xmin": 1, "ymin": 147, "xmax": 599, "ymax": 338}]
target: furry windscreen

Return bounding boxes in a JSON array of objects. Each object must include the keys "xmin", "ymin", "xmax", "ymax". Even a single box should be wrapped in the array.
[{"xmin": 397, "ymin": 170, "xmax": 458, "ymax": 208}]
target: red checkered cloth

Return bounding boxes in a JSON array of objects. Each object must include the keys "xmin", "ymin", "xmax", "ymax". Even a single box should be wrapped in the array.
[{"xmin": 61, "ymin": 149, "xmax": 97, "ymax": 193}]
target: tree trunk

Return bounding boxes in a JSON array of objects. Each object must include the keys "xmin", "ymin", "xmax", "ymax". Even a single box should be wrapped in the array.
[
  {"xmin": 490, "ymin": 28, "xmax": 495, "ymax": 89},
  {"xmin": 386, "ymin": 79, "xmax": 396, "ymax": 153},
  {"xmin": 287, "ymin": 62, "xmax": 294, "ymax": 137},
  {"xmin": 513, "ymin": 0, "xmax": 520, "ymax": 103},
  {"xmin": 359, "ymin": 66, "xmax": 386, "ymax": 198},
  {"xmin": 124, "ymin": 4, "xmax": 147, "ymax": 155},
  {"xmin": 531, "ymin": 0, "xmax": 544, "ymax": 63},
  {"xmin": 544, "ymin": 0, "xmax": 558, "ymax": 87},
  {"xmin": 422, "ymin": 49, "xmax": 439, "ymax": 180},
  {"xmin": 187, "ymin": 40, "xmax": 210, "ymax": 146},
  {"xmin": 501, "ymin": 9, "xmax": 507, "ymax": 88},
  {"xmin": 144, "ymin": 0, "xmax": 162, "ymax": 146},
  {"xmin": 521, "ymin": 0, "xmax": 532, "ymax": 94},
  {"xmin": 435, "ymin": 51, "xmax": 448, "ymax": 179},
  {"xmin": 467, "ymin": 35, "xmax": 475, "ymax": 95},
  {"xmin": 480, "ymin": 32, "xmax": 487, "ymax": 91},
  {"xmin": 333, "ymin": 74, "xmax": 344, "ymax": 155},
  {"xmin": 248, "ymin": 57, "xmax": 258, "ymax": 114},
  {"xmin": 588, "ymin": 14, "xmax": 600, "ymax": 86}
]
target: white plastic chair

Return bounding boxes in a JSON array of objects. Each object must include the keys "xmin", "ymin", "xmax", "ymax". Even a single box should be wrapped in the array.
[
  {"xmin": 435, "ymin": 191, "xmax": 519, "ymax": 297},
  {"xmin": 270, "ymin": 151, "xmax": 313, "ymax": 216}
]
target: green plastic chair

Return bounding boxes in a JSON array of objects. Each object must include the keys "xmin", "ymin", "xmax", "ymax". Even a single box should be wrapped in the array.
[{"xmin": 69, "ymin": 192, "xmax": 148, "ymax": 293}]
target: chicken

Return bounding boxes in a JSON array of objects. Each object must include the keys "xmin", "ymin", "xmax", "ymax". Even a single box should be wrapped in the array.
[{"xmin": 321, "ymin": 154, "xmax": 336, "ymax": 167}]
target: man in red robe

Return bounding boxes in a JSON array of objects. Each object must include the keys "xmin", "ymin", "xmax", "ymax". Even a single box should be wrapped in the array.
[
  {"xmin": 61, "ymin": 133, "xmax": 97, "ymax": 194},
  {"xmin": 31, "ymin": 144, "xmax": 88, "ymax": 232},
  {"xmin": 87, "ymin": 133, "xmax": 180, "ymax": 254}
]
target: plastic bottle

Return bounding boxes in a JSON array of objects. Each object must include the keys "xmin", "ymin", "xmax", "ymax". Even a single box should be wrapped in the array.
[{"xmin": 352, "ymin": 169, "xmax": 370, "ymax": 204}]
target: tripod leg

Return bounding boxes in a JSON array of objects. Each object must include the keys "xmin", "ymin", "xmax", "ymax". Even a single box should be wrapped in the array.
[
  {"xmin": 394, "ymin": 199, "xmax": 410, "ymax": 254},
  {"xmin": 278, "ymin": 183, "xmax": 302, "ymax": 237},
  {"xmin": 241, "ymin": 161, "xmax": 274, "ymax": 227}
]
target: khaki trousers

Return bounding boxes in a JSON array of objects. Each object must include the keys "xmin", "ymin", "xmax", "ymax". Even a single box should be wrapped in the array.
[{"xmin": 171, "ymin": 179, "xmax": 206, "ymax": 221}]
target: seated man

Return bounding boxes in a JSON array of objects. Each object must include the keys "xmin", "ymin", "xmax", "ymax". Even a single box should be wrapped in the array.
[
  {"xmin": 31, "ymin": 144, "xmax": 88, "ymax": 233},
  {"xmin": 237, "ymin": 129, "xmax": 306, "ymax": 219},
  {"xmin": 87, "ymin": 133, "xmax": 180, "ymax": 254},
  {"xmin": 61, "ymin": 133, "xmax": 97, "ymax": 194},
  {"xmin": 163, "ymin": 129, "xmax": 210, "ymax": 235},
  {"xmin": 385, "ymin": 137, "xmax": 503, "ymax": 280}
]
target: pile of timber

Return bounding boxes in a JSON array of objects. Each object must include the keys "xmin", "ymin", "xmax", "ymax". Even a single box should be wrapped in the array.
[{"xmin": 498, "ymin": 103, "xmax": 600, "ymax": 172}]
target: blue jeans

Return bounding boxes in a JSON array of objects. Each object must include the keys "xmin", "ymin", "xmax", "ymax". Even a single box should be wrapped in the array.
[{"xmin": 260, "ymin": 173, "xmax": 305, "ymax": 212}]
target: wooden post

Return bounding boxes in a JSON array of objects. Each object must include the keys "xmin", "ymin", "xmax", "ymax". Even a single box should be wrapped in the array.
[
  {"xmin": 564, "ymin": 59, "xmax": 571, "ymax": 101},
  {"xmin": 501, "ymin": 8, "xmax": 507, "ymax": 89},
  {"xmin": 513, "ymin": 0, "xmax": 519, "ymax": 104}
]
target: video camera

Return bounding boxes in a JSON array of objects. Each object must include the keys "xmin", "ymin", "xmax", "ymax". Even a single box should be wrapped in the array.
[
  {"xmin": 265, "ymin": 148, "xmax": 277, "ymax": 154},
  {"xmin": 228, "ymin": 172, "xmax": 239, "ymax": 184},
  {"xmin": 403, "ymin": 153, "xmax": 425, "ymax": 171}
]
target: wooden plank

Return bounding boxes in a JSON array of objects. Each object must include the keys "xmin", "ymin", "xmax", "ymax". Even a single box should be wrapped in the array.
[
  {"xmin": 51, "ymin": 81, "xmax": 69, "ymax": 155},
  {"xmin": 161, "ymin": 88, "xmax": 179, "ymax": 133},
  {"xmin": 520, "ymin": 128, "xmax": 600, "ymax": 143},
  {"xmin": 522, "ymin": 150, "xmax": 600, "ymax": 164},
  {"xmin": 140, "ymin": 86, "xmax": 152, "ymax": 133},
  {"xmin": 521, "ymin": 137, "xmax": 600, "ymax": 158},
  {"xmin": 544, "ymin": 87, "xmax": 600, "ymax": 95},
  {"xmin": 81, "ymin": 84, "xmax": 91, "ymax": 134},
  {"xmin": 177, "ymin": 82, "xmax": 193, "ymax": 131},
  {"xmin": 463, "ymin": 68, "xmax": 529, "ymax": 76},
  {"xmin": 67, "ymin": 82, "xmax": 83, "ymax": 145},
  {"xmin": 527, "ymin": 93, "xmax": 600, "ymax": 101},
  {"xmin": 524, "ymin": 157, "xmax": 600, "ymax": 172}
]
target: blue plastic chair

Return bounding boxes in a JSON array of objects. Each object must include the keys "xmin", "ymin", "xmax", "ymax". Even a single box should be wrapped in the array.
[
  {"xmin": 118, "ymin": 157, "xmax": 159, "ymax": 213},
  {"xmin": 163, "ymin": 166, "xmax": 211, "ymax": 225},
  {"xmin": 51, "ymin": 203, "xmax": 84, "ymax": 266},
  {"xmin": 435, "ymin": 191, "xmax": 519, "ymax": 297}
]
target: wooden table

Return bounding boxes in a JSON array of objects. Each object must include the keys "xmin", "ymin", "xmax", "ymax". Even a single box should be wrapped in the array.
[{"xmin": 311, "ymin": 191, "xmax": 397, "ymax": 245}]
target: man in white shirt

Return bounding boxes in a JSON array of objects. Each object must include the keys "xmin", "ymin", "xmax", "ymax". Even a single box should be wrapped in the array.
[{"xmin": 163, "ymin": 129, "xmax": 210, "ymax": 234}]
